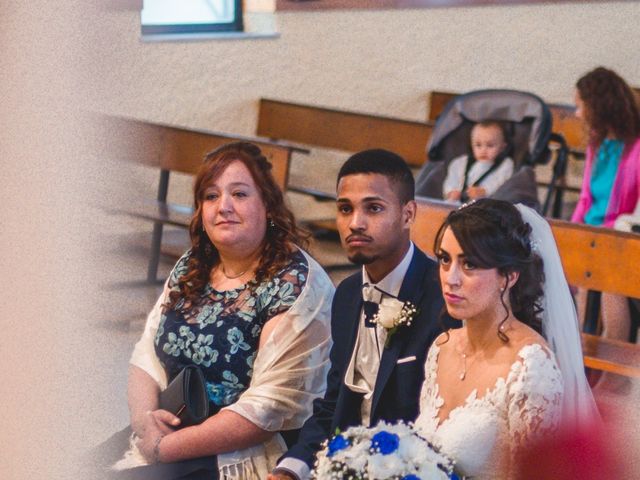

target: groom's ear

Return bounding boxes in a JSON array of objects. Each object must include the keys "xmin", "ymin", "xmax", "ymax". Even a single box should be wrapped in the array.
[{"xmin": 401, "ymin": 200, "xmax": 417, "ymax": 228}]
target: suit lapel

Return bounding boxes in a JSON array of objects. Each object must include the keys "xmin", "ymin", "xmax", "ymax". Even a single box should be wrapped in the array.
[
  {"xmin": 370, "ymin": 248, "xmax": 429, "ymax": 418},
  {"xmin": 342, "ymin": 280, "xmax": 364, "ymax": 368}
]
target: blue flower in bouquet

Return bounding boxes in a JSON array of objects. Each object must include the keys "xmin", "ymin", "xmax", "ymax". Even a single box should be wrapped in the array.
[
  {"xmin": 371, "ymin": 431, "xmax": 400, "ymax": 455},
  {"xmin": 401, "ymin": 475, "xmax": 420, "ymax": 480},
  {"xmin": 327, "ymin": 434, "xmax": 350, "ymax": 457}
]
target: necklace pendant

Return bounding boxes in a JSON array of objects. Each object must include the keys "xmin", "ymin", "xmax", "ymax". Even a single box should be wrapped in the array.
[{"xmin": 459, "ymin": 372, "xmax": 466, "ymax": 381}]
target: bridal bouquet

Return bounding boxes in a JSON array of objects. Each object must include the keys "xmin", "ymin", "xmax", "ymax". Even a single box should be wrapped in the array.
[{"xmin": 313, "ymin": 421, "xmax": 457, "ymax": 480}]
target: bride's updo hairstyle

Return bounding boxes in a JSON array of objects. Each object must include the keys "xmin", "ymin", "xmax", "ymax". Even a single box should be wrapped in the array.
[{"xmin": 434, "ymin": 199, "xmax": 545, "ymax": 340}]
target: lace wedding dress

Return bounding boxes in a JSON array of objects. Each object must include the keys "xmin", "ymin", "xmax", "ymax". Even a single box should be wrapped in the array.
[{"xmin": 414, "ymin": 342, "xmax": 564, "ymax": 479}]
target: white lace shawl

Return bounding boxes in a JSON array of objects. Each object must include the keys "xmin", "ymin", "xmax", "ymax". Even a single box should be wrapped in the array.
[{"xmin": 128, "ymin": 249, "xmax": 335, "ymax": 478}]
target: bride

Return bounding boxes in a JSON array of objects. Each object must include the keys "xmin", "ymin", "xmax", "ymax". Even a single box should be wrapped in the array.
[{"xmin": 414, "ymin": 199, "xmax": 599, "ymax": 479}]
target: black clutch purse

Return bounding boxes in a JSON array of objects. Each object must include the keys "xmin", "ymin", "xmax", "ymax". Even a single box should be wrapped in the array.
[{"xmin": 159, "ymin": 365, "xmax": 209, "ymax": 427}]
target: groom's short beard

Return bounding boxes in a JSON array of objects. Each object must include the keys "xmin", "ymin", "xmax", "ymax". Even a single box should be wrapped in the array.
[{"xmin": 348, "ymin": 252, "xmax": 378, "ymax": 265}]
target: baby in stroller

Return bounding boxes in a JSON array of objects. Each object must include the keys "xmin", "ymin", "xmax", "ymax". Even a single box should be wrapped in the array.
[
  {"xmin": 415, "ymin": 89, "xmax": 555, "ymax": 211},
  {"xmin": 443, "ymin": 120, "xmax": 514, "ymax": 203}
]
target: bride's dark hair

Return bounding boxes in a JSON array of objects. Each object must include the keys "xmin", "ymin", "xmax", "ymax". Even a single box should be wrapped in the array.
[{"xmin": 434, "ymin": 199, "xmax": 544, "ymax": 340}]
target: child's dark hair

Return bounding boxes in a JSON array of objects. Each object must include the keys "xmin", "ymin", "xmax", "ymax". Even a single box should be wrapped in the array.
[
  {"xmin": 434, "ymin": 198, "xmax": 544, "ymax": 340},
  {"xmin": 337, "ymin": 149, "xmax": 415, "ymax": 204}
]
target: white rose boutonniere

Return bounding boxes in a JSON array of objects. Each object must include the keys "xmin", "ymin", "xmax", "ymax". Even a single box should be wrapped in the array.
[{"xmin": 372, "ymin": 297, "xmax": 418, "ymax": 347}]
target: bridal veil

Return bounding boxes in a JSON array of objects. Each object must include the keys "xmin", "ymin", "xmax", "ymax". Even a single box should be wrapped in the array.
[{"xmin": 515, "ymin": 204, "xmax": 600, "ymax": 428}]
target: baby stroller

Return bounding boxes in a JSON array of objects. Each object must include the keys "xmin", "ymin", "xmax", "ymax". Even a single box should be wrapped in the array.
[{"xmin": 415, "ymin": 89, "xmax": 568, "ymax": 214}]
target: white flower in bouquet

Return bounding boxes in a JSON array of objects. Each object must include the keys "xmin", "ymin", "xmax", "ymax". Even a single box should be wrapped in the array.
[
  {"xmin": 368, "ymin": 452, "xmax": 406, "ymax": 478},
  {"xmin": 330, "ymin": 436, "xmax": 368, "ymax": 472},
  {"xmin": 397, "ymin": 431, "xmax": 427, "ymax": 465},
  {"xmin": 313, "ymin": 421, "xmax": 456, "ymax": 480}
]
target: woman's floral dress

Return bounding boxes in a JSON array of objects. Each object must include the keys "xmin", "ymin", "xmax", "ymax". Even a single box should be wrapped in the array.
[{"xmin": 155, "ymin": 249, "xmax": 308, "ymax": 413}]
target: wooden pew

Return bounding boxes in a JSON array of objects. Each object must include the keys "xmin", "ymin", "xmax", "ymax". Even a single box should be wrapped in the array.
[
  {"xmin": 427, "ymin": 90, "xmax": 588, "ymax": 154},
  {"xmin": 98, "ymin": 115, "xmax": 303, "ymax": 282},
  {"xmin": 410, "ymin": 197, "xmax": 640, "ymax": 378},
  {"xmin": 257, "ymin": 98, "xmax": 434, "ymax": 168},
  {"xmin": 581, "ymin": 333, "xmax": 640, "ymax": 378},
  {"xmin": 427, "ymin": 90, "xmax": 458, "ymax": 122}
]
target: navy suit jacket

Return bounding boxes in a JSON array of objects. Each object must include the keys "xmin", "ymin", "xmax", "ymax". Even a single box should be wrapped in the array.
[{"xmin": 283, "ymin": 247, "xmax": 455, "ymax": 468}]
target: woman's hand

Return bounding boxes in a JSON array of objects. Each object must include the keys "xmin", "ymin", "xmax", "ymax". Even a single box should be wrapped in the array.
[
  {"xmin": 136, "ymin": 409, "xmax": 181, "ymax": 463},
  {"xmin": 134, "ymin": 408, "xmax": 180, "ymax": 437},
  {"xmin": 148, "ymin": 409, "xmax": 182, "ymax": 432},
  {"xmin": 128, "ymin": 366, "xmax": 162, "ymax": 437}
]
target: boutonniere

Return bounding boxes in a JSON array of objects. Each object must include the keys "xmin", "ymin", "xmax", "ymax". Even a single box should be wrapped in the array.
[{"xmin": 372, "ymin": 297, "xmax": 418, "ymax": 347}]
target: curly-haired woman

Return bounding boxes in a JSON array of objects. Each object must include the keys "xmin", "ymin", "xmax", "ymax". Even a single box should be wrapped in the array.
[
  {"xmin": 116, "ymin": 142, "xmax": 334, "ymax": 479},
  {"xmin": 414, "ymin": 199, "xmax": 598, "ymax": 479},
  {"xmin": 572, "ymin": 67, "xmax": 640, "ymax": 344}
]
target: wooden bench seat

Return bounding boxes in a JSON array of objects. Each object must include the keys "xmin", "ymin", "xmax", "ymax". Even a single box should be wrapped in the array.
[
  {"xmin": 257, "ymin": 98, "xmax": 434, "ymax": 168},
  {"xmin": 99, "ymin": 115, "xmax": 301, "ymax": 281},
  {"xmin": 582, "ymin": 333, "xmax": 640, "ymax": 378},
  {"xmin": 127, "ymin": 200, "xmax": 194, "ymax": 229}
]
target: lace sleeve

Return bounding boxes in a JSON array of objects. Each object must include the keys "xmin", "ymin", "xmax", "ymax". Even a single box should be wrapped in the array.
[{"xmin": 507, "ymin": 344, "xmax": 563, "ymax": 453}]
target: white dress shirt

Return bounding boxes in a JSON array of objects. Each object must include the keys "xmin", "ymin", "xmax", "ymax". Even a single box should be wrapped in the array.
[
  {"xmin": 275, "ymin": 244, "xmax": 415, "ymax": 480},
  {"xmin": 344, "ymin": 242, "xmax": 414, "ymax": 426}
]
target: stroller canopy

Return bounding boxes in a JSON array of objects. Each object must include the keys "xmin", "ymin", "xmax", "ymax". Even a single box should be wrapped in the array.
[{"xmin": 427, "ymin": 89, "xmax": 552, "ymax": 167}]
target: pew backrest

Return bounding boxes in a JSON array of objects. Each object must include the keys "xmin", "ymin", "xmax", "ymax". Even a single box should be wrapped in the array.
[
  {"xmin": 257, "ymin": 98, "xmax": 434, "ymax": 168},
  {"xmin": 99, "ymin": 115, "xmax": 296, "ymax": 187}
]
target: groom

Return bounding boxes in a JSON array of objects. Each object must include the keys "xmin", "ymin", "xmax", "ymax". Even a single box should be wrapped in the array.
[{"xmin": 269, "ymin": 149, "xmax": 455, "ymax": 480}]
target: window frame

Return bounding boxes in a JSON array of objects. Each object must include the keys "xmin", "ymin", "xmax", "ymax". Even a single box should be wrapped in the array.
[{"xmin": 141, "ymin": 0, "xmax": 244, "ymax": 36}]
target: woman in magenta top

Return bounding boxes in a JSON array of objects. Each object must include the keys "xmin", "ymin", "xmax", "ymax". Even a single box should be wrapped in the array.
[{"xmin": 572, "ymin": 67, "xmax": 640, "ymax": 349}]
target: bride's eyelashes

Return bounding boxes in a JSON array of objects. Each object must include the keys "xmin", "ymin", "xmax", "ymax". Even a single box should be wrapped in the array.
[
  {"xmin": 436, "ymin": 251, "xmax": 478, "ymax": 272},
  {"xmin": 435, "ymin": 251, "xmax": 450, "ymax": 265}
]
